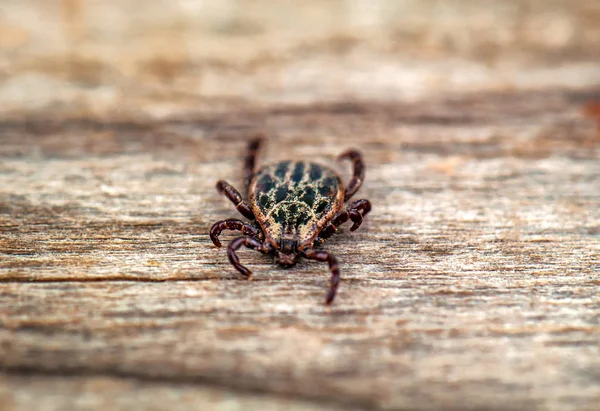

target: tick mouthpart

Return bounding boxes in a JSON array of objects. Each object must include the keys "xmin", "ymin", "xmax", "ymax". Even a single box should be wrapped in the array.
[{"xmin": 275, "ymin": 251, "xmax": 298, "ymax": 267}]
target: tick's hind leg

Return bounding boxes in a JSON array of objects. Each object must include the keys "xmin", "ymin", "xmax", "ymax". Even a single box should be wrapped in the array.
[
  {"xmin": 303, "ymin": 249, "xmax": 340, "ymax": 305},
  {"xmin": 210, "ymin": 219, "xmax": 262, "ymax": 247},
  {"xmin": 338, "ymin": 149, "xmax": 365, "ymax": 201},
  {"xmin": 244, "ymin": 136, "xmax": 264, "ymax": 193},
  {"xmin": 216, "ymin": 180, "xmax": 255, "ymax": 220},
  {"xmin": 318, "ymin": 199, "xmax": 372, "ymax": 241},
  {"xmin": 227, "ymin": 237, "xmax": 271, "ymax": 279}
]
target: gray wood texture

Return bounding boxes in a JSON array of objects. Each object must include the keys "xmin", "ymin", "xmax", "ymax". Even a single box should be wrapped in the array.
[{"xmin": 1, "ymin": 1, "xmax": 600, "ymax": 410}]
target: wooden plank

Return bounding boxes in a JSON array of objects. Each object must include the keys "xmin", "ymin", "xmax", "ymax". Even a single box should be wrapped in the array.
[
  {"xmin": 1, "ymin": 90, "xmax": 599, "ymax": 411},
  {"xmin": 1, "ymin": 1, "xmax": 600, "ymax": 410},
  {"xmin": 0, "ymin": 375, "xmax": 353, "ymax": 411}
]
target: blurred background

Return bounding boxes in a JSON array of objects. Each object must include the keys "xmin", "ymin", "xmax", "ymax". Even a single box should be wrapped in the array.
[{"xmin": 1, "ymin": 0, "xmax": 599, "ymax": 118}]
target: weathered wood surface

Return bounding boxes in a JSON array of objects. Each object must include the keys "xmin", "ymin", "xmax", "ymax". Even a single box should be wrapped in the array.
[
  {"xmin": 2, "ymin": 90, "xmax": 599, "ymax": 411},
  {"xmin": 1, "ymin": 1, "xmax": 600, "ymax": 410}
]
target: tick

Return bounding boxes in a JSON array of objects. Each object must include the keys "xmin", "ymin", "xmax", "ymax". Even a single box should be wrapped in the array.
[{"xmin": 209, "ymin": 137, "xmax": 371, "ymax": 304}]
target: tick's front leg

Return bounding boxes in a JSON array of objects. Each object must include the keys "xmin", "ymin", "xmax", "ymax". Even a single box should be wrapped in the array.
[
  {"xmin": 227, "ymin": 237, "xmax": 271, "ymax": 279},
  {"xmin": 303, "ymin": 249, "xmax": 340, "ymax": 305},
  {"xmin": 210, "ymin": 219, "xmax": 263, "ymax": 247}
]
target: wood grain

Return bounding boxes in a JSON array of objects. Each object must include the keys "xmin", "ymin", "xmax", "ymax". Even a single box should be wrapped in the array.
[
  {"xmin": 2, "ymin": 90, "xmax": 599, "ymax": 411},
  {"xmin": 1, "ymin": 1, "xmax": 600, "ymax": 410}
]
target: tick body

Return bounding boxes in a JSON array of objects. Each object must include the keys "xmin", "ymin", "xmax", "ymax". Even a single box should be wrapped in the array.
[{"xmin": 209, "ymin": 137, "xmax": 371, "ymax": 304}]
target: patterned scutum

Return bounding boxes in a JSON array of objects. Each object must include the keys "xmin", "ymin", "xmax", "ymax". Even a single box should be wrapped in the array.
[{"xmin": 249, "ymin": 161, "xmax": 344, "ymax": 247}]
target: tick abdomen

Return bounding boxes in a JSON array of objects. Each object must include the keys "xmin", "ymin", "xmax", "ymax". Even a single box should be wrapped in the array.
[{"xmin": 249, "ymin": 160, "xmax": 344, "ymax": 244}]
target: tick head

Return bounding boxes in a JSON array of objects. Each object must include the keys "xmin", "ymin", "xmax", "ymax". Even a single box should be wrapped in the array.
[{"xmin": 275, "ymin": 238, "xmax": 298, "ymax": 267}]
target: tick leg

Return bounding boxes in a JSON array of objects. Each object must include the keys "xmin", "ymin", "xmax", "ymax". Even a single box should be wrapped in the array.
[
  {"xmin": 318, "ymin": 198, "xmax": 372, "ymax": 241},
  {"xmin": 210, "ymin": 219, "xmax": 262, "ymax": 248},
  {"xmin": 303, "ymin": 249, "xmax": 340, "ymax": 305},
  {"xmin": 216, "ymin": 180, "xmax": 255, "ymax": 220},
  {"xmin": 318, "ymin": 211, "xmax": 350, "ymax": 240},
  {"xmin": 338, "ymin": 149, "xmax": 365, "ymax": 201},
  {"xmin": 244, "ymin": 135, "xmax": 264, "ymax": 194},
  {"xmin": 346, "ymin": 198, "xmax": 371, "ymax": 231},
  {"xmin": 227, "ymin": 236, "xmax": 270, "ymax": 279}
]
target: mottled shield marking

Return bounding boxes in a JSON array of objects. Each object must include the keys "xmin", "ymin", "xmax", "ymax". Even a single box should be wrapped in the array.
[{"xmin": 249, "ymin": 161, "xmax": 345, "ymax": 247}]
